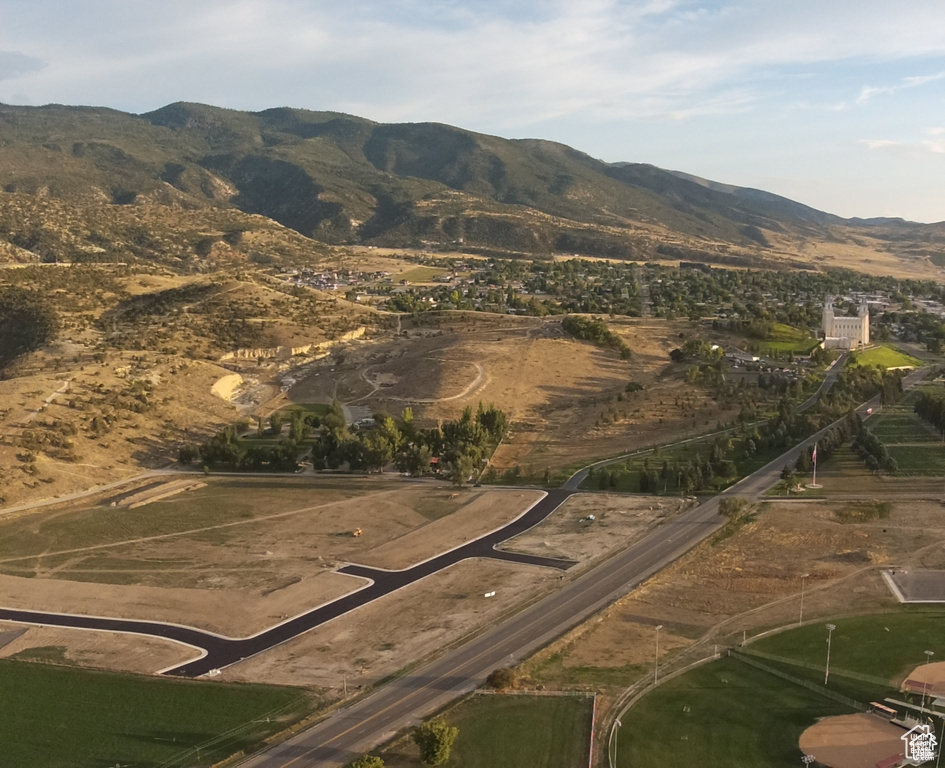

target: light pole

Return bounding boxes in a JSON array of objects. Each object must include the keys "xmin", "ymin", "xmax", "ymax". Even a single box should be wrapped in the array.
[
  {"xmin": 654, "ymin": 625, "xmax": 663, "ymax": 684},
  {"xmin": 614, "ymin": 718, "xmax": 622, "ymax": 768},
  {"xmin": 936, "ymin": 714, "xmax": 944, "ymax": 768},
  {"xmin": 799, "ymin": 573, "xmax": 810, "ymax": 626},
  {"xmin": 922, "ymin": 650, "xmax": 935, "ymax": 710},
  {"xmin": 824, "ymin": 624, "xmax": 836, "ymax": 685},
  {"xmin": 802, "ymin": 756, "xmax": 816, "ymax": 766}
]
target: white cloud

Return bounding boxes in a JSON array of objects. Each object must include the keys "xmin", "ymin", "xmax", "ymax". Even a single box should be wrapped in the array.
[
  {"xmin": 4, "ymin": 0, "xmax": 945, "ymax": 122},
  {"xmin": 857, "ymin": 70, "xmax": 945, "ymax": 104}
]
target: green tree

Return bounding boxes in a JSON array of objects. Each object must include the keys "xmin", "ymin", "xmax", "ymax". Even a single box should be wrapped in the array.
[
  {"xmin": 412, "ymin": 718, "xmax": 459, "ymax": 766},
  {"xmin": 344, "ymin": 757, "xmax": 385, "ymax": 768}
]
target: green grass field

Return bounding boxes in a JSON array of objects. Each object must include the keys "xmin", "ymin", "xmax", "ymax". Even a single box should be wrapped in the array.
[
  {"xmin": 382, "ymin": 694, "xmax": 592, "ymax": 768},
  {"xmin": 0, "ymin": 660, "xmax": 314, "ymax": 768},
  {"xmin": 618, "ymin": 656, "xmax": 853, "ymax": 768},
  {"xmin": 852, "ymin": 345, "xmax": 922, "ymax": 369},
  {"xmin": 756, "ymin": 323, "xmax": 821, "ymax": 356},
  {"xmin": 398, "ymin": 266, "xmax": 449, "ymax": 283},
  {"xmin": 620, "ymin": 611, "xmax": 945, "ymax": 768},
  {"xmin": 752, "ymin": 610, "xmax": 945, "ymax": 685},
  {"xmin": 869, "ymin": 413, "xmax": 940, "ymax": 443}
]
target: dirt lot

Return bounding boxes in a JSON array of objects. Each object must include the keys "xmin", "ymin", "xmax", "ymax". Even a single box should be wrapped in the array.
[
  {"xmin": 0, "ymin": 621, "xmax": 193, "ymax": 674},
  {"xmin": 220, "ymin": 558, "xmax": 558, "ymax": 690},
  {"xmin": 357, "ymin": 490, "xmax": 544, "ymax": 570},
  {"xmin": 288, "ymin": 314, "xmax": 738, "ymax": 478},
  {"xmin": 501, "ymin": 494, "xmax": 695, "ymax": 563},
  {"xmin": 525, "ymin": 499, "xmax": 945, "ymax": 688}
]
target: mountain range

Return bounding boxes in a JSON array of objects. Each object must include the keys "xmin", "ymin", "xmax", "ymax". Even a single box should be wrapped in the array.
[{"xmin": 1, "ymin": 101, "xmax": 943, "ymax": 274}]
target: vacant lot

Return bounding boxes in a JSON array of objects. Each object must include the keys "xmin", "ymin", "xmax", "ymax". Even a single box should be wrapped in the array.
[
  {"xmin": 0, "ymin": 658, "xmax": 314, "ymax": 768},
  {"xmin": 219, "ymin": 495, "xmax": 671, "ymax": 689},
  {"xmin": 524, "ymin": 497, "xmax": 945, "ymax": 698},
  {"xmin": 380, "ymin": 694, "xmax": 593, "ymax": 768},
  {"xmin": 0, "ymin": 478, "xmax": 540, "ymax": 635},
  {"xmin": 288, "ymin": 314, "xmax": 740, "ymax": 479}
]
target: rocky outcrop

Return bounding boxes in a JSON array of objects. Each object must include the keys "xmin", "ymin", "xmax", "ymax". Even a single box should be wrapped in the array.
[{"xmin": 218, "ymin": 326, "xmax": 366, "ymax": 362}]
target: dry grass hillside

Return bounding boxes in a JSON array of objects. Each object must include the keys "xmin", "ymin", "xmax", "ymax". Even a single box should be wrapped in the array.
[{"xmin": 0, "ymin": 263, "xmax": 377, "ymax": 507}]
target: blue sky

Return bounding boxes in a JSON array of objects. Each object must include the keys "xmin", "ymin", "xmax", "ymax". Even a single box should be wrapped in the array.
[{"xmin": 2, "ymin": 0, "xmax": 944, "ymax": 222}]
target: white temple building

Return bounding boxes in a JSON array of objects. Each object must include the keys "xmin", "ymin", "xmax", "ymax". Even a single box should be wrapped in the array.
[{"xmin": 822, "ymin": 296, "xmax": 870, "ymax": 349}]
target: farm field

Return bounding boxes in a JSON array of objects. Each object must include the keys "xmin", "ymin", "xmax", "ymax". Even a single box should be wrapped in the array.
[
  {"xmin": 0, "ymin": 659, "xmax": 314, "ymax": 768},
  {"xmin": 380, "ymin": 694, "xmax": 593, "ymax": 768}
]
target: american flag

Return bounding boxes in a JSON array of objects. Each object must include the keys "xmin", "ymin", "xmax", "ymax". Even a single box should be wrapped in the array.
[{"xmin": 811, "ymin": 443, "xmax": 818, "ymax": 463}]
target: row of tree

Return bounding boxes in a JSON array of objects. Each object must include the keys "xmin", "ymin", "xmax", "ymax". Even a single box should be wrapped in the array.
[
  {"xmin": 179, "ymin": 401, "xmax": 508, "ymax": 483},
  {"xmin": 561, "ymin": 314, "xmax": 632, "ymax": 359}
]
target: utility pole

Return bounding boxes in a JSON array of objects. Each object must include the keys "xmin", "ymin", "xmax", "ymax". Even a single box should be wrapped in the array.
[
  {"xmin": 824, "ymin": 624, "xmax": 836, "ymax": 685},
  {"xmin": 799, "ymin": 573, "xmax": 810, "ymax": 626},
  {"xmin": 923, "ymin": 651, "xmax": 935, "ymax": 710},
  {"xmin": 654, "ymin": 625, "xmax": 663, "ymax": 684}
]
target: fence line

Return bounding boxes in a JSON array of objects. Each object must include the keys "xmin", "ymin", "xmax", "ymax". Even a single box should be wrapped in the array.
[
  {"xmin": 473, "ymin": 688, "xmax": 594, "ymax": 698},
  {"xmin": 729, "ymin": 650, "xmax": 868, "ymax": 712},
  {"xmin": 739, "ymin": 648, "xmax": 890, "ymax": 687}
]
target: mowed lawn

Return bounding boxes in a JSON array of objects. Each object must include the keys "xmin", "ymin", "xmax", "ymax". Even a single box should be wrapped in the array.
[
  {"xmin": 853, "ymin": 345, "xmax": 922, "ymax": 369},
  {"xmin": 618, "ymin": 656, "xmax": 852, "ymax": 768},
  {"xmin": 383, "ymin": 694, "xmax": 592, "ymax": 768},
  {"xmin": 751, "ymin": 610, "xmax": 945, "ymax": 685},
  {"xmin": 0, "ymin": 659, "xmax": 313, "ymax": 768},
  {"xmin": 758, "ymin": 323, "xmax": 821, "ymax": 355}
]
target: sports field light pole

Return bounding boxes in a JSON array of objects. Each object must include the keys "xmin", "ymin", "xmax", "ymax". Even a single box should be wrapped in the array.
[
  {"xmin": 824, "ymin": 624, "xmax": 836, "ymax": 685},
  {"xmin": 799, "ymin": 573, "xmax": 810, "ymax": 626},
  {"xmin": 922, "ymin": 650, "xmax": 935, "ymax": 710},
  {"xmin": 936, "ymin": 714, "xmax": 944, "ymax": 768},
  {"xmin": 654, "ymin": 625, "xmax": 663, "ymax": 685}
]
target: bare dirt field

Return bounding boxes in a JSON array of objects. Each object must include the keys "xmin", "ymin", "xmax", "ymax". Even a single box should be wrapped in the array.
[
  {"xmin": 0, "ymin": 621, "xmax": 192, "ymax": 674},
  {"xmin": 219, "ymin": 558, "xmax": 560, "ymax": 690},
  {"xmin": 799, "ymin": 713, "xmax": 905, "ymax": 768},
  {"xmin": 500, "ymin": 493, "xmax": 695, "ymax": 564},
  {"xmin": 287, "ymin": 314, "xmax": 738, "ymax": 478},
  {"xmin": 357, "ymin": 490, "xmax": 544, "ymax": 570},
  {"xmin": 525, "ymin": 499, "xmax": 945, "ymax": 691}
]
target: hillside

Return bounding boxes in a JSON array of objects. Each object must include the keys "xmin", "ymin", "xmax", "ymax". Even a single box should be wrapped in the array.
[{"xmin": 1, "ymin": 101, "xmax": 944, "ymax": 275}]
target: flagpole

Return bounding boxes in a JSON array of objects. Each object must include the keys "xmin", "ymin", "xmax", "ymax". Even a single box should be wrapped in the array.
[{"xmin": 808, "ymin": 443, "xmax": 821, "ymax": 490}]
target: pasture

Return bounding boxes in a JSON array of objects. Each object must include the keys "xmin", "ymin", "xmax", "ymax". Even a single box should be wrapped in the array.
[{"xmin": 0, "ymin": 659, "xmax": 313, "ymax": 768}]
